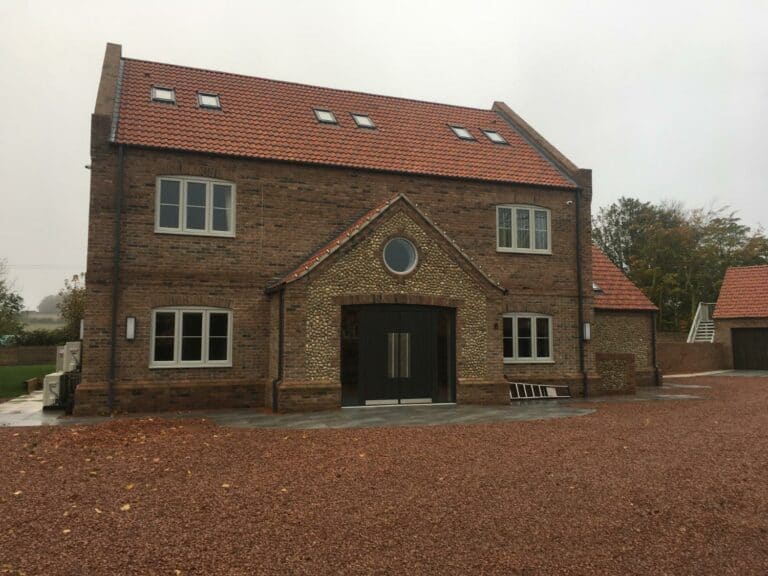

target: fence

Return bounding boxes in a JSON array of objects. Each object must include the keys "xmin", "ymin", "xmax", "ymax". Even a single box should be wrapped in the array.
[{"xmin": 0, "ymin": 346, "xmax": 57, "ymax": 367}]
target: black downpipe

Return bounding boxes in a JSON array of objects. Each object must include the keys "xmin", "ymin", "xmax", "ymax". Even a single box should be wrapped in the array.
[
  {"xmin": 575, "ymin": 188, "xmax": 588, "ymax": 398},
  {"xmin": 271, "ymin": 287, "xmax": 285, "ymax": 413},
  {"xmin": 651, "ymin": 311, "xmax": 661, "ymax": 386},
  {"xmin": 108, "ymin": 145, "xmax": 125, "ymax": 413}
]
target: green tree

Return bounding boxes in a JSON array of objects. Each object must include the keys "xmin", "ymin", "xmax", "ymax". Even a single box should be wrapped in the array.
[
  {"xmin": 37, "ymin": 294, "xmax": 63, "ymax": 314},
  {"xmin": 593, "ymin": 199, "xmax": 768, "ymax": 331},
  {"xmin": 58, "ymin": 274, "xmax": 86, "ymax": 340},
  {"xmin": 0, "ymin": 259, "xmax": 24, "ymax": 335}
]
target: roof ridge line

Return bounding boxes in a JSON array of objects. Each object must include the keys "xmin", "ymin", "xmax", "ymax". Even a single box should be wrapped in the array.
[
  {"xmin": 492, "ymin": 102, "xmax": 578, "ymax": 186},
  {"xmin": 109, "ymin": 59, "xmax": 125, "ymax": 143},
  {"xmin": 121, "ymin": 57, "xmax": 495, "ymax": 114}
]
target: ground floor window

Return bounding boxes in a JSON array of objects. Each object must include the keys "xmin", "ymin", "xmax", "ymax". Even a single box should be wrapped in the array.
[
  {"xmin": 502, "ymin": 314, "xmax": 553, "ymax": 363},
  {"xmin": 150, "ymin": 307, "xmax": 232, "ymax": 368}
]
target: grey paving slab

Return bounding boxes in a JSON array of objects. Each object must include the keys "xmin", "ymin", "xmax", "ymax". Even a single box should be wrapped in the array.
[
  {"xmin": 0, "ymin": 391, "xmax": 107, "ymax": 427},
  {"xmin": 715, "ymin": 370, "xmax": 768, "ymax": 378},
  {"xmin": 208, "ymin": 402, "xmax": 595, "ymax": 429},
  {"xmin": 1, "ymin": 379, "xmax": 727, "ymax": 430},
  {"xmin": 576, "ymin": 385, "xmax": 707, "ymax": 404}
]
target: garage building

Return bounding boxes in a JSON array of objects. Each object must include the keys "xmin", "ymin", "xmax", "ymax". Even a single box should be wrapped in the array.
[{"xmin": 713, "ymin": 265, "xmax": 768, "ymax": 370}]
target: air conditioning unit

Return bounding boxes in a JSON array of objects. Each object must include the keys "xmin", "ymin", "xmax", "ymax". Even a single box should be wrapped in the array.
[
  {"xmin": 43, "ymin": 372, "xmax": 65, "ymax": 409},
  {"xmin": 55, "ymin": 341, "xmax": 81, "ymax": 373}
]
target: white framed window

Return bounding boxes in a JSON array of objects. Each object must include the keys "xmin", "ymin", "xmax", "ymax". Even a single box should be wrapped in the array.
[
  {"xmin": 151, "ymin": 86, "xmax": 176, "ymax": 103},
  {"xmin": 496, "ymin": 205, "xmax": 551, "ymax": 253},
  {"xmin": 156, "ymin": 177, "xmax": 235, "ymax": 237},
  {"xmin": 198, "ymin": 92, "xmax": 221, "ymax": 109},
  {"xmin": 150, "ymin": 307, "xmax": 232, "ymax": 368},
  {"xmin": 352, "ymin": 113, "xmax": 375, "ymax": 129},
  {"xmin": 449, "ymin": 125, "xmax": 475, "ymax": 140},
  {"xmin": 313, "ymin": 109, "xmax": 338, "ymax": 124},
  {"xmin": 503, "ymin": 314, "xmax": 553, "ymax": 363},
  {"xmin": 482, "ymin": 130, "xmax": 507, "ymax": 144}
]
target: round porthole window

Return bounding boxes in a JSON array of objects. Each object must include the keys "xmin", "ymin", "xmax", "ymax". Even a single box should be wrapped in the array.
[{"xmin": 383, "ymin": 237, "xmax": 418, "ymax": 275}]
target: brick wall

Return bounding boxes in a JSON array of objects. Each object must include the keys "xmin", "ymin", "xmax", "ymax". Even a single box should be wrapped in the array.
[
  {"xmin": 657, "ymin": 331, "xmax": 688, "ymax": 343},
  {"xmin": 656, "ymin": 342, "xmax": 728, "ymax": 374}
]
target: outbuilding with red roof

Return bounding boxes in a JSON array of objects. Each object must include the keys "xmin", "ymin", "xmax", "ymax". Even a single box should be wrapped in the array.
[{"xmin": 713, "ymin": 265, "xmax": 768, "ymax": 369}]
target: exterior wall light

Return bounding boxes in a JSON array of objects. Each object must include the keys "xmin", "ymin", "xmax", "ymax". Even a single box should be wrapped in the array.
[
  {"xmin": 583, "ymin": 322, "xmax": 591, "ymax": 341},
  {"xmin": 126, "ymin": 316, "xmax": 136, "ymax": 341}
]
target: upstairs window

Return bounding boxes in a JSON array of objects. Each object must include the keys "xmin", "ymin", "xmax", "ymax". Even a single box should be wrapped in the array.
[
  {"xmin": 503, "ymin": 314, "xmax": 553, "ymax": 363},
  {"xmin": 496, "ymin": 205, "xmax": 551, "ymax": 253},
  {"xmin": 352, "ymin": 113, "xmax": 376, "ymax": 129},
  {"xmin": 449, "ymin": 125, "xmax": 475, "ymax": 140},
  {"xmin": 198, "ymin": 92, "xmax": 221, "ymax": 109},
  {"xmin": 156, "ymin": 177, "xmax": 235, "ymax": 237},
  {"xmin": 482, "ymin": 130, "xmax": 507, "ymax": 144},
  {"xmin": 313, "ymin": 109, "xmax": 338, "ymax": 124},
  {"xmin": 151, "ymin": 307, "xmax": 232, "ymax": 368},
  {"xmin": 151, "ymin": 86, "xmax": 176, "ymax": 103}
]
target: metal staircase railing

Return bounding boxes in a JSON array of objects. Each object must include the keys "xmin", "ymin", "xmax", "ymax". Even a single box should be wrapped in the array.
[{"xmin": 687, "ymin": 302, "xmax": 716, "ymax": 343}]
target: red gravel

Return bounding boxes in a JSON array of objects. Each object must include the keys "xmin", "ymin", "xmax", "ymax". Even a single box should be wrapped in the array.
[{"xmin": 1, "ymin": 375, "xmax": 767, "ymax": 575}]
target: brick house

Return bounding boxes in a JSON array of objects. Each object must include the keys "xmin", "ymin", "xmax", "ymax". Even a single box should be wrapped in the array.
[
  {"xmin": 713, "ymin": 265, "xmax": 768, "ymax": 369},
  {"xmin": 76, "ymin": 43, "xmax": 659, "ymax": 414}
]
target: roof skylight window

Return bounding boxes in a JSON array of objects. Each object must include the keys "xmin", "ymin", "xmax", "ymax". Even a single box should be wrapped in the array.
[
  {"xmin": 352, "ymin": 114, "xmax": 376, "ymax": 129},
  {"xmin": 151, "ymin": 86, "xmax": 176, "ymax": 104},
  {"xmin": 198, "ymin": 92, "xmax": 221, "ymax": 109},
  {"xmin": 482, "ymin": 130, "xmax": 508, "ymax": 144},
  {"xmin": 313, "ymin": 109, "xmax": 338, "ymax": 124},
  {"xmin": 592, "ymin": 282, "xmax": 604, "ymax": 293},
  {"xmin": 449, "ymin": 125, "xmax": 475, "ymax": 140}
]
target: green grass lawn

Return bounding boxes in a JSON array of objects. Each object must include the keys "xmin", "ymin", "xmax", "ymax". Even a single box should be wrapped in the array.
[{"xmin": 0, "ymin": 364, "xmax": 55, "ymax": 399}]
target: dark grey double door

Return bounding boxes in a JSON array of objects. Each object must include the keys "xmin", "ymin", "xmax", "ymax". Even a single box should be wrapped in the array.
[
  {"xmin": 732, "ymin": 328, "xmax": 768, "ymax": 369},
  {"xmin": 341, "ymin": 305, "xmax": 455, "ymax": 406}
]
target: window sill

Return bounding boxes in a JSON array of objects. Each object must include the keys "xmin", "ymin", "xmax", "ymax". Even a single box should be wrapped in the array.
[
  {"xmin": 155, "ymin": 229, "xmax": 235, "ymax": 238},
  {"xmin": 149, "ymin": 362, "xmax": 233, "ymax": 369},
  {"xmin": 496, "ymin": 248, "xmax": 552, "ymax": 255},
  {"xmin": 503, "ymin": 359, "xmax": 555, "ymax": 364}
]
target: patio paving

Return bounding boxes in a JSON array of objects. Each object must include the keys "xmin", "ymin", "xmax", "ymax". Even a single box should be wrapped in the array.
[
  {"xmin": 1, "ymin": 379, "xmax": 716, "ymax": 429},
  {"xmin": 0, "ymin": 391, "xmax": 595, "ymax": 429},
  {"xmin": 2, "ymin": 376, "xmax": 735, "ymax": 429},
  {"xmin": 209, "ymin": 402, "xmax": 595, "ymax": 429}
]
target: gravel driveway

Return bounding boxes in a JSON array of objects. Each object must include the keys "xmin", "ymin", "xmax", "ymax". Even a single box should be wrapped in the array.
[{"xmin": 1, "ymin": 374, "xmax": 767, "ymax": 575}]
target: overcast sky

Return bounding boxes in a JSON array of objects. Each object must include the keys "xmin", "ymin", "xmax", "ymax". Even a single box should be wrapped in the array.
[{"xmin": 1, "ymin": 0, "xmax": 766, "ymax": 309}]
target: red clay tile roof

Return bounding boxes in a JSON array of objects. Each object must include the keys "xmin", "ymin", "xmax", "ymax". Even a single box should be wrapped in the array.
[
  {"xmin": 267, "ymin": 194, "xmax": 506, "ymax": 293},
  {"xmin": 591, "ymin": 245, "xmax": 657, "ymax": 311},
  {"xmin": 713, "ymin": 265, "xmax": 768, "ymax": 319},
  {"xmin": 114, "ymin": 58, "xmax": 575, "ymax": 188}
]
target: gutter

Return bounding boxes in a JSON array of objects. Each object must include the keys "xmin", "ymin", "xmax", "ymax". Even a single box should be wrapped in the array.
[
  {"xmin": 651, "ymin": 310, "xmax": 661, "ymax": 386},
  {"xmin": 271, "ymin": 285, "xmax": 286, "ymax": 413},
  {"xmin": 575, "ymin": 188, "xmax": 589, "ymax": 398},
  {"xmin": 107, "ymin": 144, "xmax": 125, "ymax": 413}
]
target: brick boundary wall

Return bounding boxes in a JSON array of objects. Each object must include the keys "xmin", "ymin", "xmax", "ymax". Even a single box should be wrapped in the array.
[
  {"xmin": 656, "ymin": 343, "xmax": 728, "ymax": 374},
  {"xmin": 0, "ymin": 346, "xmax": 57, "ymax": 367},
  {"xmin": 657, "ymin": 331, "xmax": 688, "ymax": 343}
]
